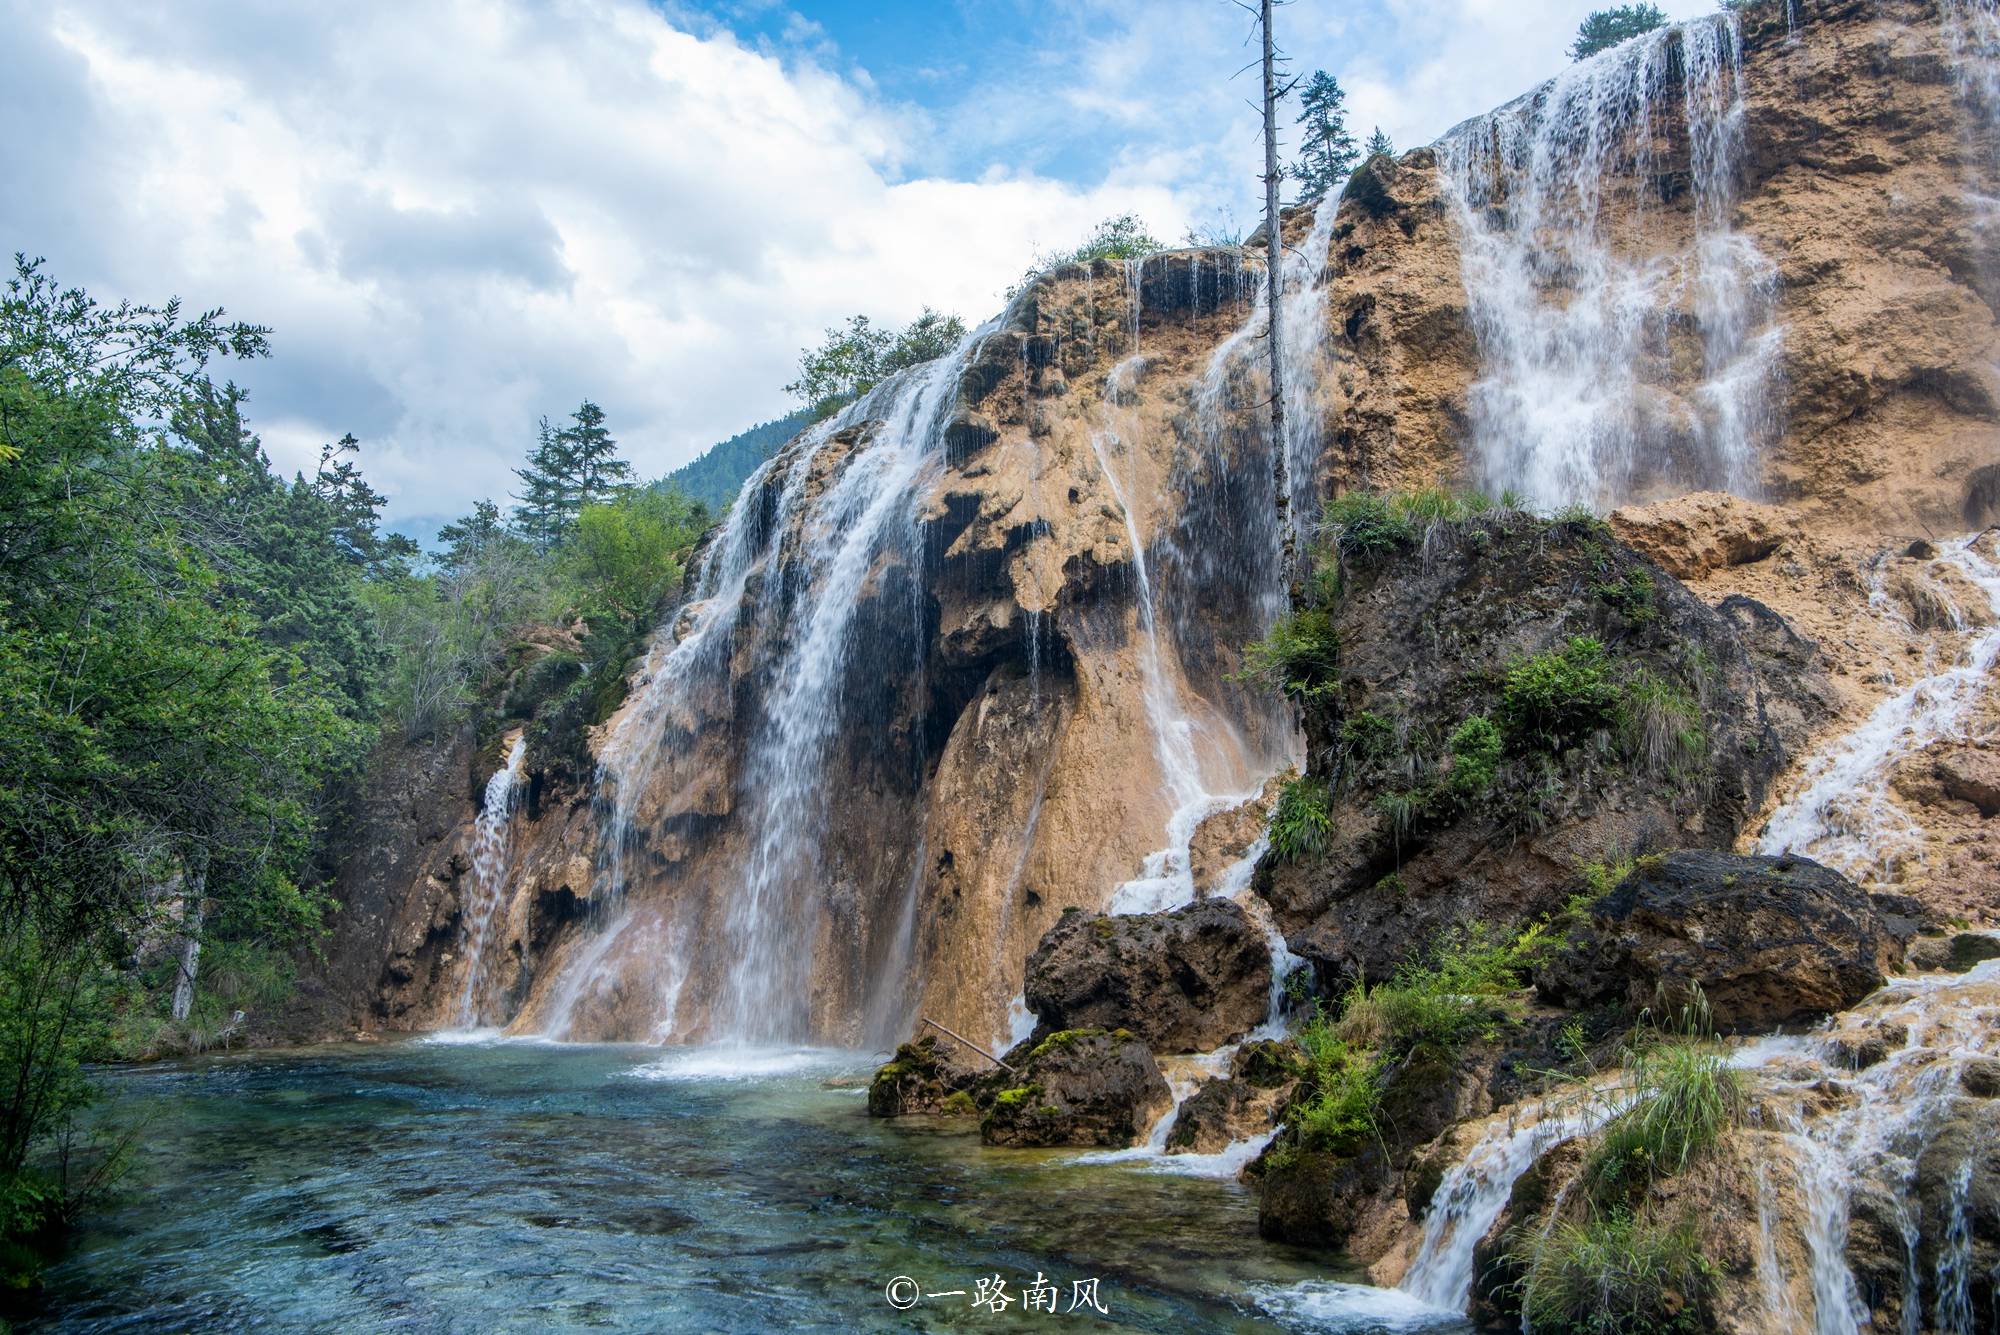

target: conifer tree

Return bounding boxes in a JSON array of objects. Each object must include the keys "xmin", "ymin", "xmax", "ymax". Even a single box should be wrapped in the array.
[
  {"xmin": 1365, "ymin": 126, "xmax": 1395, "ymax": 160},
  {"xmin": 511, "ymin": 400, "xmax": 631, "ymax": 547},
  {"xmin": 1291, "ymin": 70, "xmax": 1359, "ymax": 201}
]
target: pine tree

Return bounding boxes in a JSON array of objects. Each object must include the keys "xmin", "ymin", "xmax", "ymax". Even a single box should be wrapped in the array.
[
  {"xmin": 560, "ymin": 400, "xmax": 630, "ymax": 507},
  {"xmin": 1291, "ymin": 70, "xmax": 1359, "ymax": 202},
  {"xmin": 512, "ymin": 416, "xmax": 572, "ymax": 549},
  {"xmin": 437, "ymin": 499, "xmax": 506, "ymax": 571},
  {"xmin": 1365, "ymin": 126, "xmax": 1395, "ymax": 161}
]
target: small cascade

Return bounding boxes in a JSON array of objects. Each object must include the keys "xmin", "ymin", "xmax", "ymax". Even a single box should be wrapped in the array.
[
  {"xmin": 1733, "ymin": 958, "xmax": 2000, "ymax": 1334},
  {"xmin": 452, "ymin": 734, "xmax": 527, "ymax": 1026},
  {"xmin": 1397, "ymin": 1098, "xmax": 1621, "ymax": 1311},
  {"xmin": 1757, "ymin": 532, "xmax": 2000, "ymax": 882},
  {"xmin": 1941, "ymin": 0, "xmax": 2000, "ymax": 122},
  {"xmin": 1438, "ymin": 12, "xmax": 1779, "ymax": 511}
]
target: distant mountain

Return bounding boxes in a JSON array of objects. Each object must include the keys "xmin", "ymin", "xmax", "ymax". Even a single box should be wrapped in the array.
[{"xmin": 662, "ymin": 410, "xmax": 811, "ymax": 511}]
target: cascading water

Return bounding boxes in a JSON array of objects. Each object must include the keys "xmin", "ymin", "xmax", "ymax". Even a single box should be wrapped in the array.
[
  {"xmin": 1757, "ymin": 532, "xmax": 2000, "ymax": 882},
  {"xmin": 1438, "ymin": 12, "xmax": 1779, "ymax": 511},
  {"xmin": 1732, "ymin": 959, "xmax": 2000, "ymax": 1335},
  {"xmin": 451, "ymin": 733, "xmax": 527, "ymax": 1026}
]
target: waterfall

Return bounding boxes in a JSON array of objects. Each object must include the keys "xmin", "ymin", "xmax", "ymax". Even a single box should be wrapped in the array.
[
  {"xmin": 452, "ymin": 734, "xmax": 527, "ymax": 1026},
  {"xmin": 534, "ymin": 334, "xmax": 977, "ymax": 1044},
  {"xmin": 1438, "ymin": 12, "xmax": 1779, "ymax": 511},
  {"xmin": 1757, "ymin": 533, "xmax": 2000, "ymax": 882},
  {"xmin": 1941, "ymin": 0, "xmax": 2000, "ymax": 121}
]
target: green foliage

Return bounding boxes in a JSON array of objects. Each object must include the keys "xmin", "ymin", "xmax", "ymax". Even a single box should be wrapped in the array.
[
  {"xmin": 1570, "ymin": 4, "xmax": 1669, "ymax": 61},
  {"xmin": 1619, "ymin": 670, "xmax": 1707, "ymax": 778},
  {"xmin": 1501, "ymin": 636, "xmax": 1622, "ymax": 748},
  {"xmin": 1583, "ymin": 1041, "xmax": 1741, "ymax": 1206},
  {"xmin": 1292, "ymin": 71, "xmax": 1360, "ymax": 202},
  {"xmin": 1241, "ymin": 607, "xmax": 1341, "ymax": 699},
  {"xmin": 1592, "ymin": 568, "xmax": 1658, "ymax": 626},
  {"xmin": 1517, "ymin": 1212, "xmax": 1716, "ymax": 1335},
  {"xmin": 1445, "ymin": 716, "xmax": 1503, "ymax": 797},
  {"xmin": 1290, "ymin": 1014, "xmax": 1381, "ymax": 1154},
  {"xmin": 1340, "ymin": 711, "xmax": 1398, "ymax": 767},
  {"xmin": 785, "ymin": 308, "xmax": 967, "ymax": 420},
  {"xmin": 664, "ymin": 410, "xmax": 812, "ymax": 511},
  {"xmin": 1323, "ymin": 492, "xmax": 1416, "ymax": 563},
  {"xmin": 1009, "ymin": 214, "xmax": 1167, "ymax": 299},
  {"xmin": 1270, "ymin": 777, "xmax": 1335, "ymax": 863},
  {"xmin": 1364, "ymin": 126, "xmax": 1395, "ymax": 160},
  {"xmin": 564, "ymin": 486, "xmax": 709, "ymax": 628},
  {"xmin": 512, "ymin": 400, "xmax": 633, "ymax": 547},
  {"xmin": 1337, "ymin": 921, "xmax": 1555, "ymax": 1056}
]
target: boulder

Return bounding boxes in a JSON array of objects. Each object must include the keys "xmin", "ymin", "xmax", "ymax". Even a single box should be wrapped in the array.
[
  {"xmin": 867, "ymin": 1035, "xmax": 985, "ymax": 1117},
  {"xmin": 978, "ymin": 1029, "xmax": 1171, "ymax": 1148},
  {"xmin": 1023, "ymin": 900, "xmax": 1272, "ymax": 1053},
  {"xmin": 1256, "ymin": 1146, "xmax": 1390, "ymax": 1248},
  {"xmin": 1906, "ymin": 932, "xmax": 2000, "ymax": 975},
  {"xmin": 1537, "ymin": 850, "xmax": 1897, "ymax": 1032},
  {"xmin": 1935, "ymin": 746, "xmax": 2000, "ymax": 817}
]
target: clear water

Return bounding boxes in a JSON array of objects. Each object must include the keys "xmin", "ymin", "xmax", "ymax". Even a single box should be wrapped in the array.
[{"xmin": 28, "ymin": 1042, "xmax": 1473, "ymax": 1334}]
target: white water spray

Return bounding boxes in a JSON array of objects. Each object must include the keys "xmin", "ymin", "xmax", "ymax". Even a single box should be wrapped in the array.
[{"xmin": 453, "ymin": 734, "xmax": 527, "ymax": 1026}]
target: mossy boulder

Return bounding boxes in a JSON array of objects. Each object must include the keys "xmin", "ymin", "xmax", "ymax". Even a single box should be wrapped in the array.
[
  {"xmin": 978, "ymin": 1029, "xmax": 1170, "ymax": 1148},
  {"xmin": 866, "ymin": 1035, "xmax": 984, "ymax": 1117}
]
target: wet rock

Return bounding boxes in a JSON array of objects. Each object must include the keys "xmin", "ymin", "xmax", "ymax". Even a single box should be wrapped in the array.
[
  {"xmin": 1906, "ymin": 932, "xmax": 2000, "ymax": 974},
  {"xmin": 1023, "ymin": 900, "xmax": 1272, "ymax": 1053},
  {"xmin": 1166, "ymin": 1077, "xmax": 1285, "ymax": 1154},
  {"xmin": 1256, "ymin": 1146, "xmax": 1390, "ymax": 1249},
  {"xmin": 1537, "ymin": 850, "xmax": 1894, "ymax": 1032},
  {"xmin": 1231, "ymin": 1038, "xmax": 1306, "ymax": 1089},
  {"xmin": 1826, "ymin": 1019, "xmax": 1908, "ymax": 1070},
  {"xmin": 867, "ymin": 1035, "xmax": 985, "ymax": 1117},
  {"xmin": 978, "ymin": 1030, "xmax": 1171, "ymax": 1148},
  {"xmin": 1962, "ymin": 1059, "xmax": 2000, "ymax": 1098},
  {"xmin": 1187, "ymin": 778, "xmax": 1284, "ymax": 894}
]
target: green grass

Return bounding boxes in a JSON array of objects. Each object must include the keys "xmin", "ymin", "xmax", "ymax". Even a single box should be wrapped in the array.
[
  {"xmin": 1619, "ymin": 670, "xmax": 1707, "ymax": 778},
  {"xmin": 1335, "ymin": 920, "xmax": 1555, "ymax": 1056},
  {"xmin": 1583, "ymin": 1040, "xmax": 1741, "ymax": 1206},
  {"xmin": 1323, "ymin": 492, "xmax": 1416, "ymax": 563},
  {"xmin": 1501, "ymin": 636, "xmax": 1622, "ymax": 748},
  {"xmin": 1592, "ymin": 568, "xmax": 1658, "ymax": 626},
  {"xmin": 1516, "ymin": 1212, "xmax": 1717, "ymax": 1335},
  {"xmin": 1339, "ymin": 711, "xmax": 1398, "ymax": 767},
  {"xmin": 1270, "ymin": 776, "xmax": 1335, "ymax": 862}
]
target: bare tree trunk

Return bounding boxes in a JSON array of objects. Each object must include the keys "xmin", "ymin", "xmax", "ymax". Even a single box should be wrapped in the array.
[
  {"xmin": 1262, "ymin": 0, "xmax": 1293, "ymax": 592},
  {"xmin": 171, "ymin": 866, "xmax": 206, "ymax": 1023}
]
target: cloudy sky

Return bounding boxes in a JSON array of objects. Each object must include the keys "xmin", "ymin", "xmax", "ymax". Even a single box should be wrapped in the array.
[{"xmin": 2, "ymin": 0, "xmax": 1716, "ymax": 528}]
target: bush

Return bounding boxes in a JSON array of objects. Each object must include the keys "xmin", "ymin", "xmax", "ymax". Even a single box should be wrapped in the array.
[
  {"xmin": 1336, "ymin": 920, "xmax": 1555, "ymax": 1056},
  {"xmin": 1340, "ymin": 711, "xmax": 1398, "ymax": 767},
  {"xmin": 1501, "ymin": 636, "xmax": 1622, "ymax": 748},
  {"xmin": 1445, "ymin": 715, "xmax": 1503, "ymax": 796},
  {"xmin": 1592, "ymin": 568, "xmax": 1658, "ymax": 626},
  {"xmin": 1517, "ymin": 1212, "xmax": 1715, "ymax": 1335},
  {"xmin": 1323, "ymin": 493, "xmax": 1415, "ymax": 563},
  {"xmin": 1242, "ymin": 608, "xmax": 1341, "ymax": 699},
  {"xmin": 1270, "ymin": 776, "xmax": 1335, "ymax": 862}
]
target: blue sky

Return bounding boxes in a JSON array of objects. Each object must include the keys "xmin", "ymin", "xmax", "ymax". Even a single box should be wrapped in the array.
[{"xmin": 2, "ymin": 0, "xmax": 1717, "ymax": 525}]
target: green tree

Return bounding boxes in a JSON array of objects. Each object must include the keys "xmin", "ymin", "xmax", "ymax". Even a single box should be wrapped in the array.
[
  {"xmin": 563, "ymin": 485, "xmax": 711, "ymax": 626},
  {"xmin": 511, "ymin": 401, "xmax": 632, "ymax": 546},
  {"xmin": 1365, "ymin": 126, "xmax": 1395, "ymax": 160},
  {"xmin": 436, "ymin": 498, "xmax": 507, "ymax": 573},
  {"xmin": 1570, "ymin": 3, "xmax": 1667, "ymax": 60},
  {"xmin": 1292, "ymin": 71, "xmax": 1359, "ymax": 201},
  {"xmin": 785, "ymin": 308, "xmax": 966, "ymax": 420}
]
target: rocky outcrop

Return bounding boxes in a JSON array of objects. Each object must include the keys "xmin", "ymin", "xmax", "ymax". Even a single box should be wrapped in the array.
[
  {"xmin": 1537, "ymin": 850, "xmax": 1902, "ymax": 1032},
  {"xmin": 1023, "ymin": 901, "xmax": 1272, "ymax": 1053},
  {"xmin": 1256, "ymin": 513, "xmax": 1824, "ymax": 988},
  {"xmin": 866, "ymin": 1035, "xmax": 984, "ymax": 1117},
  {"xmin": 1166, "ymin": 1041, "xmax": 1301, "ymax": 1154},
  {"xmin": 978, "ymin": 1029, "xmax": 1172, "ymax": 1148}
]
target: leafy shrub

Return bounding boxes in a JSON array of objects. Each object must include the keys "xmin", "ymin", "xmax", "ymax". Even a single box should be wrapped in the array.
[
  {"xmin": 1270, "ymin": 777, "xmax": 1335, "ymax": 862},
  {"xmin": 1336, "ymin": 921, "xmax": 1555, "ymax": 1056},
  {"xmin": 1592, "ymin": 568, "xmax": 1658, "ymax": 626},
  {"xmin": 1517, "ymin": 1212, "xmax": 1715, "ymax": 1335},
  {"xmin": 1340, "ymin": 711, "xmax": 1398, "ymax": 767},
  {"xmin": 1242, "ymin": 608, "xmax": 1341, "ymax": 699},
  {"xmin": 1290, "ymin": 1016, "xmax": 1382, "ymax": 1154},
  {"xmin": 1445, "ymin": 715, "xmax": 1503, "ymax": 796},
  {"xmin": 1501, "ymin": 636, "xmax": 1622, "ymax": 747}
]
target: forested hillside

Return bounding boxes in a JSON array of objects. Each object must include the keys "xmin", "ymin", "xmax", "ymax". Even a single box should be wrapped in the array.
[{"xmin": 662, "ymin": 411, "xmax": 810, "ymax": 511}]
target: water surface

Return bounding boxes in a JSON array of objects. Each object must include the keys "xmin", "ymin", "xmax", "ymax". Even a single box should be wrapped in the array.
[{"xmin": 30, "ymin": 1039, "xmax": 1469, "ymax": 1333}]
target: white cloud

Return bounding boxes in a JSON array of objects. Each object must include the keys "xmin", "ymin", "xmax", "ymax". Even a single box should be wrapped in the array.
[{"xmin": 1, "ymin": 0, "xmax": 1724, "ymax": 522}]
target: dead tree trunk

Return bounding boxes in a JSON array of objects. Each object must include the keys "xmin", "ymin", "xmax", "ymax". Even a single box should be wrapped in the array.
[
  {"xmin": 171, "ymin": 863, "xmax": 207, "ymax": 1023},
  {"xmin": 1261, "ymin": 0, "xmax": 1293, "ymax": 591}
]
